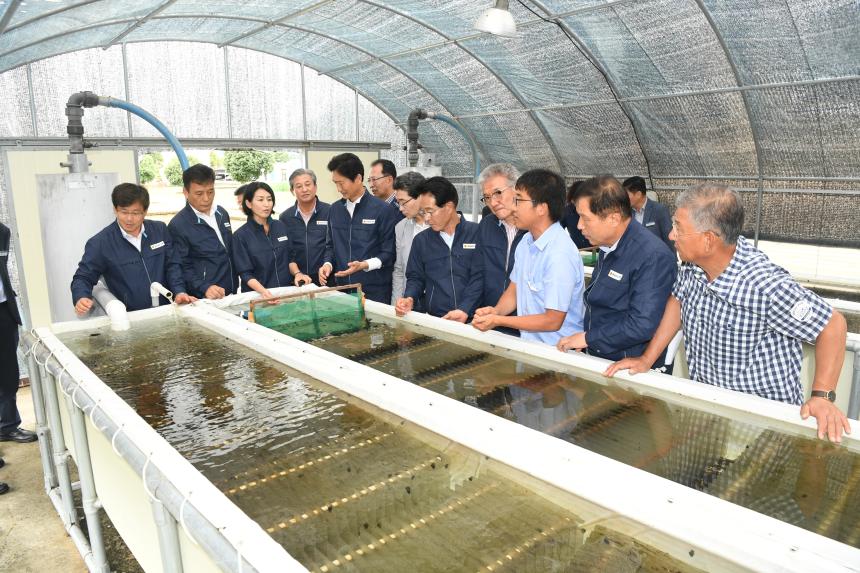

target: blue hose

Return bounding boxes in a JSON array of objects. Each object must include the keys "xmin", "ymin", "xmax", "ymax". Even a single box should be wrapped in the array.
[
  {"xmin": 427, "ymin": 113, "xmax": 481, "ymax": 182},
  {"xmin": 104, "ymin": 98, "xmax": 189, "ymax": 170}
]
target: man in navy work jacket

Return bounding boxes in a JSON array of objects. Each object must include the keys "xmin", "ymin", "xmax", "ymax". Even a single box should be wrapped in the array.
[
  {"xmin": 319, "ymin": 153, "xmax": 396, "ymax": 304},
  {"xmin": 168, "ymin": 164, "xmax": 237, "ymax": 299},
  {"xmin": 475, "ymin": 163, "xmax": 526, "ymax": 334},
  {"xmin": 369, "ymin": 159, "xmax": 404, "ymax": 223},
  {"xmin": 279, "ymin": 168, "xmax": 330, "ymax": 285},
  {"xmin": 71, "ymin": 183, "xmax": 194, "ymax": 314},
  {"xmin": 623, "ymin": 176, "xmax": 674, "ymax": 253},
  {"xmin": 557, "ymin": 175, "xmax": 677, "ymax": 369},
  {"xmin": 395, "ymin": 177, "xmax": 482, "ymax": 322}
]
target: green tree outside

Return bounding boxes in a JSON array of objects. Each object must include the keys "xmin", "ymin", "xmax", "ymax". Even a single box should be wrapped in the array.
[
  {"xmin": 164, "ymin": 155, "xmax": 200, "ymax": 186},
  {"xmin": 139, "ymin": 154, "xmax": 158, "ymax": 184},
  {"xmin": 224, "ymin": 150, "xmax": 275, "ymax": 183}
]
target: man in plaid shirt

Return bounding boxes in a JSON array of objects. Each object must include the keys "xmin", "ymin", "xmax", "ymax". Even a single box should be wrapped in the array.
[{"xmin": 606, "ymin": 184, "xmax": 850, "ymax": 442}]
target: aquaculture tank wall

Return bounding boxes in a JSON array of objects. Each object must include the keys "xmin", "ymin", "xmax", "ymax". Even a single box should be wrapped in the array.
[{"xmin": 23, "ymin": 287, "xmax": 860, "ymax": 573}]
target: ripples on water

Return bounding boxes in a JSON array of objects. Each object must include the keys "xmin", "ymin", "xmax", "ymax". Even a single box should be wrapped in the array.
[
  {"xmin": 59, "ymin": 317, "xmax": 703, "ymax": 572},
  {"xmin": 311, "ymin": 322, "xmax": 860, "ymax": 549}
]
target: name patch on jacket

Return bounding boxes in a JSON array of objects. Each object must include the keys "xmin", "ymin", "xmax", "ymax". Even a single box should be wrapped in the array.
[
  {"xmin": 645, "ymin": 221, "xmax": 655, "ymax": 227},
  {"xmin": 150, "ymin": 241, "xmax": 165, "ymax": 250},
  {"xmin": 608, "ymin": 270, "xmax": 623, "ymax": 281},
  {"xmin": 277, "ymin": 236, "xmax": 288, "ymax": 242},
  {"xmin": 362, "ymin": 219, "xmax": 376, "ymax": 225},
  {"xmin": 316, "ymin": 221, "xmax": 328, "ymax": 225},
  {"xmin": 223, "ymin": 222, "xmax": 231, "ymax": 228},
  {"xmin": 462, "ymin": 243, "xmax": 476, "ymax": 250}
]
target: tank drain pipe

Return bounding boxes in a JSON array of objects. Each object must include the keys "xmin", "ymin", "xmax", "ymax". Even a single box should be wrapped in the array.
[
  {"xmin": 63, "ymin": 91, "xmax": 189, "ymax": 174},
  {"xmin": 92, "ymin": 282, "xmax": 130, "ymax": 331},
  {"xmin": 407, "ymin": 108, "xmax": 481, "ymax": 183},
  {"xmin": 150, "ymin": 281, "xmax": 174, "ymax": 304}
]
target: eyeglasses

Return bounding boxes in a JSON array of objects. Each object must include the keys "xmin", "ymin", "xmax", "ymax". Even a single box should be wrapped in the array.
[
  {"xmin": 480, "ymin": 186, "xmax": 512, "ymax": 204},
  {"xmin": 671, "ymin": 221, "xmax": 705, "ymax": 238},
  {"xmin": 418, "ymin": 209, "xmax": 438, "ymax": 218},
  {"xmin": 513, "ymin": 196, "xmax": 538, "ymax": 206},
  {"xmin": 397, "ymin": 197, "xmax": 414, "ymax": 207},
  {"xmin": 367, "ymin": 174, "xmax": 391, "ymax": 184},
  {"xmin": 117, "ymin": 209, "xmax": 146, "ymax": 218}
]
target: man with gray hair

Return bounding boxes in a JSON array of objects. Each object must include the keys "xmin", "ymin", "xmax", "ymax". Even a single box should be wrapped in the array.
[
  {"xmin": 475, "ymin": 163, "xmax": 527, "ymax": 335},
  {"xmin": 279, "ymin": 168, "xmax": 330, "ymax": 285},
  {"xmin": 605, "ymin": 184, "xmax": 850, "ymax": 442}
]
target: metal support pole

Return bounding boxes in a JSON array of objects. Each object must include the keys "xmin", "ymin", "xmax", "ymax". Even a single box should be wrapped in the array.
[
  {"xmin": 224, "ymin": 47, "xmax": 233, "ymax": 139},
  {"xmin": 121, "ymin": 43, "xmax": 133, "ymax": 138},
  {"xmin": 26, "ymin": 63, "xmax": 38, "ymax": 137},
  {"xmin": 27, "ymin": 352, "xmax": 58, "ymax": 491},
  {"xmin": 64, "ymin": 392, "xmax": 111, "ymax": 572},
  {"xmin": 300, "ymin": 64, "xmax": 308, "ymax": 142},
  {"xmin": 150, "ymin": 498, "xmax": 185, "ymax": 573},
  {"xmin": 40, "ymin": 365, "xmax": 78, "ymax": 526}
]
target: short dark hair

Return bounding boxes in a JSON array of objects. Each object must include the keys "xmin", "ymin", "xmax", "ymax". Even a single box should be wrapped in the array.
[
  {"xmin": 623, "ymin": 176, "xmax": 647, "ymax": 195},
  {"xmin": 327, "ymin": 153, "xmax": 364, "ymax": 181},
  {"xmin": 112, "ymin": 183, "xmax": 150, "ymax": 210},
  {"xmin": 393, "ymin": 172, "xmax": 426, "ymax": 199},
  {"xmin": 515, "ymin": 169, "xmax": 566, "ymax": 222},
  {"xmin": 233, "ymin": 183, "xmax": 248, "ymax": 197},
  {"xmin": 182, "ymin": 163, "xmax": 215, "ymax": 189},
  {"xmin": 566, "ymin": 180, "xmax": 583, "ymax": 204},
  {"xmin": 241, "ymin": 182, "xmax": 275, "ymax": 217},
  {"xmin": 371, "ymin": 159, "xmax": 397, "ymax": 180},
  {"xmin": 417, "ymin": 176, "xmax": 458, "ymax": 208},
  {"xmin": 574, "ymin": 175, "xmax": 632, "ymax": 219}
]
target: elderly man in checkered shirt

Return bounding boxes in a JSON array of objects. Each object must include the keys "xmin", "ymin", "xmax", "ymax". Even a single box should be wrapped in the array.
[{"xmin": 606, "ymin": 184, "xmax": 851, "ymax": 442}]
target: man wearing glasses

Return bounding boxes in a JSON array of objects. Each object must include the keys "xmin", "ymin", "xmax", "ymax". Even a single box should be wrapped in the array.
[
  {"xmin": 71, "ymin": 183, "xmax": 195, "ymax": 315},
  {"xmin": 368, "ymin": 159, "xmax": 404, "ymax": 223},
  {"xmin": 474, "ymin": 164, "xmax": 527, "ymax": 335},
  {"xmin": 391, "ymin": 172, "xmax": 427, "ymax": 304},
  {"xmin": 472, "ymin": 169, "xmax": 584, "ymax": 346}
]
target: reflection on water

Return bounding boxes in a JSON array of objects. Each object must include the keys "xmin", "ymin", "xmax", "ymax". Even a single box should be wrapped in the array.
[
  {"xmin": 312, "ymin": 322, "xmax": 860, "ymax": 549},
  {"xmin": 59, "ymin": 318, "xmax": 702, "ymax": 572}
]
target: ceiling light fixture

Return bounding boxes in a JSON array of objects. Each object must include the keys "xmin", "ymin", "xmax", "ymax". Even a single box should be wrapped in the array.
[{"xmin": 474, "ymin": 0, "xmax": 517, "ymax": 38}]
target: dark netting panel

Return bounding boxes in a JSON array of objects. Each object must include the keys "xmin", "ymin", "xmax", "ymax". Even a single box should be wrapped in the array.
[
  {"xmin": 0, "ymin": 66, "xmax": 33, "ymax": 137},
  {"xmin": 628, "ymin": 93, "xmax": 757, "ymax": 177},
  {"xmin": 225, "ymin": 48, "xmax": 304, "ymax": 140},
  {"xmin": 389, "ymin": 43, "xmax": 522, "ymax": 115},
  {"xmin": 747, "ymin": 81, "xmax": 860, "ymax": 179},
  {"xmin": 30, "ymin": 47, "xmax": 129, "ymax": 138},
  {"xmin": 125, "ymin": 43, "xmax": 229, "ymax": 138},
  {"xmin": 289, "ymin": 0, "xmax": 445, "ymax": 54},
  {"xmin": 537, "ymin": 105, "xmax": 646, "ymax": 176},
  {"xmin": 460, "ymin": 112, "xmax": 560, "ymax": 172},
  {"xmin": 235, "ymin": 27, "xmax": 370, "ymax": 73},
  {"xmin": 459, "ymin": 26, "xmax": 616, "ymax": 108},
  {"xmin": 162, "ymin": 0, "xmax": 322, "ymax": 20},
  {"xmin": 124, "ymin": 17, "xmax": 259, "ymax": 45},
  {"xmin": 0, "ymin": 23, "xmax": 129, "ymax": 72},
  {"xmin": 703, "ymin": 0, "xmax": 860, "ymax": 84},
  {"xmin": 563, "ymin": 0, "xmax": 735, "ymax": 97}
]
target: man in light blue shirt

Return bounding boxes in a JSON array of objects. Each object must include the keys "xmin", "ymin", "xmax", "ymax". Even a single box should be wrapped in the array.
[{"xmin": 472, "ymin": 169, "xmax": 584, "ymax": 345}]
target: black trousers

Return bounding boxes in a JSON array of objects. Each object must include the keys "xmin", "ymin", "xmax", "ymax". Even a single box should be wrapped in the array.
[{"xmin": 0, "ymin": 302, "xmax": 20, "ymax": 434}]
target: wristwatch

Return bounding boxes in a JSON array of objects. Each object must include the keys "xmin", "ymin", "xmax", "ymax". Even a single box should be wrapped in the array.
[{"xmin": 810, "ymin": 390, "xmax": 836, "ymax": 402}]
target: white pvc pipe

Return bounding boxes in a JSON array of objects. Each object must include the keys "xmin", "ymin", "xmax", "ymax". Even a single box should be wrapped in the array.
[{"xmin": 91, "ymin": 282, "xmax": 129, "ymax": 331}]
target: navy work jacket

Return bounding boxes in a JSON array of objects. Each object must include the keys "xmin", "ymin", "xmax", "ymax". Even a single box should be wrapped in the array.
[
  {"xmin": 168, "ymin": 204, "xmax": 237, "ymax": 298},
  {"xmin": 476, "ymin": 213, "xmax": 525, "ymax": 308},
  {"xmin": 584, "ymin": 219, "xmax": 677, "ymax": 363},
  {"xmin": 70, "ymin": 220, "xmax": 185, "ymax": 311},
  {"xmin": 324, "ymin": 192, "xmax": 396, "ymax": 303},
  {"xmin": 404, "ymin": 217, "xmax": 483, "ymax": 318},
  {"xmin": 232, "ymin": 217, "xmax": 294, "ymax": 291},
  {"xmin": 279, "ymin": 199, "xmax": 330, "ymax": 283}
]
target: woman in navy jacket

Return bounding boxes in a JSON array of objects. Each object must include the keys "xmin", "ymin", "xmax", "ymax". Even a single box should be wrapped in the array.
[{"xmin": 232, "ymin": 183, "xmax": 307, "ymax": 298}]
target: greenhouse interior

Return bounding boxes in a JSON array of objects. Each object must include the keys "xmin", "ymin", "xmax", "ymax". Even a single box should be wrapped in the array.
[{"xmin": 0, "ymin": 1, "xmax": 858, "ymax": 572}]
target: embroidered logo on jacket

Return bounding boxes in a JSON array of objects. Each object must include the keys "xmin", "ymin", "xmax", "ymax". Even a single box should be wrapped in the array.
[
  {"xmin": 608, "ymin": 270, "xmax": 623, "ymax": 281},
  {"xmin": 150, "ymin": 241, "xmax": 165, "ymax": 250},
  {"xmin": 362, "ymin": 219, "xmax": 376, "ymax": 225}
]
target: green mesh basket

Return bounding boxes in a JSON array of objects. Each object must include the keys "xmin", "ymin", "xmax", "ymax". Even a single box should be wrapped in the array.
[{"xmin": 250, "ymin": 285, "xmax": 368, "ymax": 341}]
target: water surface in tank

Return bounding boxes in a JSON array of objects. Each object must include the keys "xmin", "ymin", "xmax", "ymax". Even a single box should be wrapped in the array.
[
  {"xmin": 58, "ymin": 317, "xmax": 703, "ymax": 572},
  {"xmin": 309, "ymin": 321, "xmax": 860, "ymax": 549}
]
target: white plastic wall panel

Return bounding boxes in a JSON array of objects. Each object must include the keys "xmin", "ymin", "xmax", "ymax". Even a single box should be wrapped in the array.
[
  {"xmin": 125, "ymin": 42, "xmax": 229, "ymax": 139},
  {"xmin": 29, "ymin": 46, "xmax": 129, "ymax": 138},
  {"xmin": 225, "ymin": 47, "xmax": 304, "ymax": 140}
]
